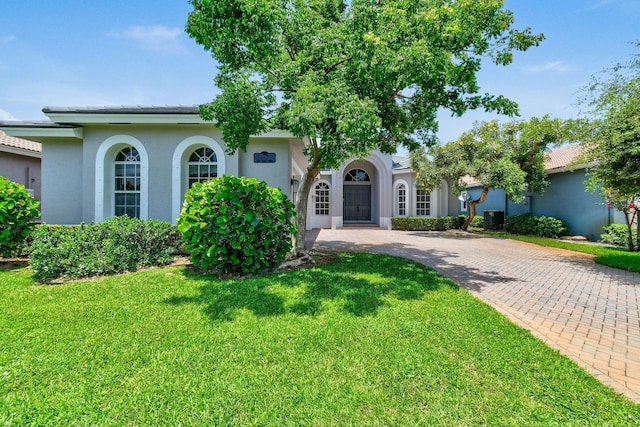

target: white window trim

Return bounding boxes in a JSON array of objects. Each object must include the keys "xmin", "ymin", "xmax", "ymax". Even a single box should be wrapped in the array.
[
  {"xmin": 414, "ymin": 187, "xmax": 432, "ymax": 217},
  {"xmin": 95, "ymin": 135, "xmax": 149, "ymax": 222},
  {"xmin": 313, "ymin": 180, "xmax": 331, "ymax": 216},
  {"xmin": 393, "ymin": 179, "xmax": 410, "ymax": 216},
  {"xmin": 171, "ymin": 136, "xmax": 225, "ymax": 223}
]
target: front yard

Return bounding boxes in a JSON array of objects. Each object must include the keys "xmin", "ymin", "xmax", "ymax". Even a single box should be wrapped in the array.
[{"xmin": 1, "ymin": 253, "xmax": 638, "ymax": 425}]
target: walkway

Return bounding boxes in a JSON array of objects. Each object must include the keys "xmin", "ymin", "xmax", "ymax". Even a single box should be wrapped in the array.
[{"xmin": 307, "ymin": 228, "xmax": 640, "ymax": 403}]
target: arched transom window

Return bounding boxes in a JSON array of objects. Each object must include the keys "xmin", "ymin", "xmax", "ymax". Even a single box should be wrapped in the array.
[
  {"xmin": 114, "ymin": 146, "xmax": 141, "ymax": 218},
  {"xmin": 345, "ymin": 168, "xmax": 370, "ymax": 182},
  {"xmin": 188, "ymin": 147, "xmax": 218, "ymax": 187},
  {"xmin": 315, "ymin": 182, "xmax": 330, "ymax": 215}
]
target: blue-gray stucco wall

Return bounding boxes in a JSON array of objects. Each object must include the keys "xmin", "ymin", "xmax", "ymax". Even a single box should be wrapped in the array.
[{"xmin": 462, "ymin": 169, "xmax": 619, "ymax": 240}]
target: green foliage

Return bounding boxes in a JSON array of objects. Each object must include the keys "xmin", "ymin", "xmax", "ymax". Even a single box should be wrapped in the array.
[
  {"xmin": 391, "ymin": 216, "xmax": 465, "ymax": 231},
  {"xmin": 601, "ymin": 223, "xmax": 638, "ymax": 248},
  {"xmin": 470, "ymin": 215, "xmax": 485, "ymax": 228},
  {"xmin": 504, "ymin": 214, "xmax": 568, "ymax": 238},
  {"xmin": 29, "ymin": 217, "xmax": 181, "ymax": 280},
  {"xmin": 0, "ymin": 176, "xmax": 40, "ymax": 257},
  {"xmin": 186, "ymin": 0, "xmax": 545, "ymax": 250},
  {"xmin": 177, "ymin": 175, "xmax": 295, "ymax": 275}
]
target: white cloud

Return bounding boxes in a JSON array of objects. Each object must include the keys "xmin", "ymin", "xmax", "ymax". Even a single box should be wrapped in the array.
[
  {"xmin": 107, "ymin": 25, "xmax": 186, "ymax": 54},
  {"xmin": 0, "ymin": 108, "xmax": 19, "ymax": 121},
  {"xmin": 1, "ymin": 34, "xmax": 15, "ymax": 44},
  {"xmin": 523, "ymin": 61, "xmax": 572, "ymax": 74}
]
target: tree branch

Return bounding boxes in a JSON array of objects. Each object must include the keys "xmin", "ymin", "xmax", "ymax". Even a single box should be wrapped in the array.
[
  {"xmin": 389, "ymin": 87, "xmax": 402, "ymax": 100},
  {"xmin": 323, "ymin": 56, "xmax": 352, "ymax": 77}
]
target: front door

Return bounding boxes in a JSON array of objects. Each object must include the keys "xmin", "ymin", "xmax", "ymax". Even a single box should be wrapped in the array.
[{"xmin": 343, "ymin": 185, "xmax": 371, "ymax": 221}]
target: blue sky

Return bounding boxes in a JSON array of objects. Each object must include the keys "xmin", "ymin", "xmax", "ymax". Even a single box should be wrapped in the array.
[{"xmin": 1, "ymin": 0, "xmax": 639, "ymax": 144}]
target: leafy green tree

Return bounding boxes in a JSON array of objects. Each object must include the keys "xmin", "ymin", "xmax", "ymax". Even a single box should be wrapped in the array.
[
  {"xmin": 580, "ymin": 45, "xmax": 640, "ymax": 251},
  {"xmin": 411, "ymin": 116, "xmax": 573, "ymax": 230},
  {"xmin": 185, "ymin": 0, "xmax": 544, "ymax": 253}
]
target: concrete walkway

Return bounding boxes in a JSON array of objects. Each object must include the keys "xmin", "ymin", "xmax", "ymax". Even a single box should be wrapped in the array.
[{"xmin": 307, "ymin": 228, "xmax": 640, "ymax": 403}]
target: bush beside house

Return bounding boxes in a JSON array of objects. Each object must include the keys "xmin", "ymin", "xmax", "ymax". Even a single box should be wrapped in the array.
[
  {"xmin": 30, "ymin": 217, "xmax": 182, "ymax": 280},
  {"xmin": 178, "ymin": 175, "xmax": 295, "ymax": 276},
  {"xmin": 0, "ymin": 176, "xmax": 40, "ymax": 257},
  {"xmin": 391, "ymin": 216, "xmax": 465, "ymax": 231}
]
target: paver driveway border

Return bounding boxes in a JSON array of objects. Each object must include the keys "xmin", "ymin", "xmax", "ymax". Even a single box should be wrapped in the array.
[{"xmin": 307, "ymin": 228, "xmax": 640, "ymax": 403}]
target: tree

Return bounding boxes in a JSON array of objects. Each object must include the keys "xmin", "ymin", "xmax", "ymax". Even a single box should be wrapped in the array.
[
  {"xmin": 580, "ymin": 45, "xmax": 640, "ymax": 251},
  {"xmin": 410, "ymin": 116, "xmax": 573, "ymax": 230},
  {"xmin": 185, "ymin": 0, "xmax": 544, "ymax": 253}
]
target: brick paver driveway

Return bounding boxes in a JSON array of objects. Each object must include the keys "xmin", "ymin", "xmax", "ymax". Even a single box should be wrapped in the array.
[{"xmin": 307, "ymin": 228, "xmax": 640, "ymax": 403}]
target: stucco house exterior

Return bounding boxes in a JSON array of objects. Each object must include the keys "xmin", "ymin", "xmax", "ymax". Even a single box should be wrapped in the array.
[
  {"xmin": 0, "ymin": 130, "xmax": 41, "ymax": 201},
  {"xmin": 0, "ymin": 105, "xmax": 451, "ymax": 229},
  {"xmin": 461, "ymin": 144, "xmax": 625, "ymax": 240}
]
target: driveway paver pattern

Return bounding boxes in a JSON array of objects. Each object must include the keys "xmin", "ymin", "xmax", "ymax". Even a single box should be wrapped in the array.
[{"xmin": 308, "ymin": 228, "xmax": 640, "ymax": 403}]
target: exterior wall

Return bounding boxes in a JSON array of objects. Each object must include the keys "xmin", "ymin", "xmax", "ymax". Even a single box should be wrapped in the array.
[
  {"xmin": 530, "ymin": 169, "xmax": 613, "ymax": 240},
  {"xmin": 41, "ymin": 140, "xmax": 83, "ymax": 224},
  {"xmin": 240, "ymin": 138, "xmax": 291, "ymax": 196},
  {"xmin": 462, "ymin": 169, "xmax": 622, "ymax": 240},
  {"xmin": 0, "ymin": 151, "xmax": 41, "ymax": 200}
]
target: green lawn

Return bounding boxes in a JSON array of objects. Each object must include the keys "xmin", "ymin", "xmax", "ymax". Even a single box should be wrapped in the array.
[
  {"xmin": 1, "ymin": 253, "xmax": 638, "ymax": 425},
  {"xmin": 491, "ymin": 233, "xmax": 640, "ymax": 272}
]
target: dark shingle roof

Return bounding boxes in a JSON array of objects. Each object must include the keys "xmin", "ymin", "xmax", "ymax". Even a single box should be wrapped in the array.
[{"xmin": 43, "ymin": 105, "xmax": 199, "ymax": 115}]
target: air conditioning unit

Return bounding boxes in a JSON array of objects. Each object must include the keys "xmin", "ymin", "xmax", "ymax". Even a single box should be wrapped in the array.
[{"xmin": 483, "ymin": 210, "xmax": 504, "ymax": 230}]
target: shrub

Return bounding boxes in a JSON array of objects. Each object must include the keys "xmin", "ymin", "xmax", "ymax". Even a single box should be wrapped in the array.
[
  {"xmin": 177, "ymin": 175, "xmax": 295, "ymax": 276},
  {"xmin": 469, "ymin": 215, "xmax": 485, "ymax": 228},
  {"xmin": 601, "ymin": 223, "xmax": 637, "ymax": 248},
  {"xmin": 0, "ymin": 176, "xmax": 40, "ymax": 257},
  {"xmin": 391, "ymin": 216, "xmax": 465, "ymax": 231},
  {"xmin": 504, "ymin": 214, "xmax": 568, "ymax": 238},
  {"xmin": 30, "ymin": 217, "xmax": 182, "ymax": 280}
]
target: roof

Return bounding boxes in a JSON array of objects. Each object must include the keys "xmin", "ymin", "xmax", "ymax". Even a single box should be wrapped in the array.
[
  {"xmin": 0, "ymin": 130, "xmax": 42, "ymax": 154},
  {"xmin": 42, "ymin": 105, "xmax": 199, "ymax": 115},
  {"xmin": 544, "ymin": 144, "xmax": 585, "ymax": 171},
  {"xmin": 392, "ymin": 155, "xmax": 411, "ymax": 170}
]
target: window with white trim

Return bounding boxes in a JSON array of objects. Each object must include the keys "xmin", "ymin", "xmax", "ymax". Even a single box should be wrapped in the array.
[
  {"xmin": 416, "ymin": 188, "xmax": 430, "ymax": 216},
  {"xmin": 188, "ymin": 147, "xmax": 218, "ymax": 187},
  {"xmin": 315, "ymin": 182, "xmax": 330, "ymax": 215},
  {"xmin": 397, "ymin": 184, "xmax": 407, "ymax": 216},
  {"xmin": 114, "ymin": 146, "xmax": 141, "ymax": 218}
]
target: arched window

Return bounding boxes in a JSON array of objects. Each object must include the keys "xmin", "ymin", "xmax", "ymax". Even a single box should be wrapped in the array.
[
  {"xmin": 416, "ymin": 188, "xmax": 431, "ymax": 216},
  {"xmin": 344, "ymin": 168, "xmax": 370, "ymax": 182},
  {"xmin": 114, "ymin": 146, "xmax": 141, "ymax": 218},
  {"xmin": 397, "ymin": 184, "xmax": 407, "ymax": 216},
  {"xmin": 315, "ymin": 182, "xmax": 330, "ymax": 215},
  {"xmin": 188, "ymin": 147, "xmax": 218, "ymax": 188}
]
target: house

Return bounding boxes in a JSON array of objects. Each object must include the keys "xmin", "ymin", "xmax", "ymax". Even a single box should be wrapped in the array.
[
  {"xmin": 0, "ymin": 130, "xmax": 41, "ymax": 200},
  {"xmin": 461, "ymin": 144, "xmax": 625, "ymax": 240},
  {"xmin": 0, "ymin": 105, "xmax": 451, "ymax": 229}
]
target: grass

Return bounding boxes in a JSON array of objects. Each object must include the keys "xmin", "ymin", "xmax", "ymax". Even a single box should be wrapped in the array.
[
  {"xmin": 477, "ymin": 230, "xmax": 640, "ymax": 273},
  {"xmin": 1, "ymin": 253, "xmax": 639, "ymax": 425}
]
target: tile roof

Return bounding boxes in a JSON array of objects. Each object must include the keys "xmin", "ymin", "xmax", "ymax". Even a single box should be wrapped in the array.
[
  {"xmin": 0, "ymin": 130, "xmax": 42, "ymax": 154},
  {"xmin": 43, "ymin": 105, "xmax": 199, "ymax": 114},
  {"xmin": 544, "ymin": 144, "xmax": 585, "ymax": 171}
]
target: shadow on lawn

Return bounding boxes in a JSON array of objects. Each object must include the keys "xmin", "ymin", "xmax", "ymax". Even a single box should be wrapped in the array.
[{"xmin": 164, "ymin": 252, "xmax": 457, "ymax": 322}]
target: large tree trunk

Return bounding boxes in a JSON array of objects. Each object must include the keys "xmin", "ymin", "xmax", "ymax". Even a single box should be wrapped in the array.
[
  {"xmin": 461, "ymin": 185, "xmax": 490, "ymax": 231},
  {"xmin": 291, "ymin": 136, "xmax": 320, "ymax": 255}
]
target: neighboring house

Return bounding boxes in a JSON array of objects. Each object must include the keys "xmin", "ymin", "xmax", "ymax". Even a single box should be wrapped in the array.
[
  {"xmin": 461, "ymin": 144, "xmax": 625, "ymax": 240},
  {"xmin": 0, "ymin": 130, "xmax": 41, "ymax": 201},
  {"xmin": 0, "ymin": 106, "xmax": 450, "ymax": 228}
]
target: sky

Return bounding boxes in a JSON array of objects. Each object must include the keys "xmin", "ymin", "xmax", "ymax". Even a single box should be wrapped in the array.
[{"xmin": 1, "ymin": 0, "xmax": 639, "ymax": 146}]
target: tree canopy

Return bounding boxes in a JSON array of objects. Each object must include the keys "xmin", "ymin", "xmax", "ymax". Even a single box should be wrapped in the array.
[
  {"xmin": 185, "ymin": 0, "xmax": 544, "ymax": 251},
  {"xmin": 580, "ymin": 44, "xmax": 640, "ymax": 250},
  {"xmin": 411, "ymin": 116, "xmax": 573, "ymax": 230}
]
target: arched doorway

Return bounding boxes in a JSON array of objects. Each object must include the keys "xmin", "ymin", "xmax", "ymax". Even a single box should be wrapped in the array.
[{"xmin": 343, "ymin": 167, "xmax": 373, "ymax": 222}]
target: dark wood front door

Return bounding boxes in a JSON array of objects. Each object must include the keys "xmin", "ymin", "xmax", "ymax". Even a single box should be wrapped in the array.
[{"xmin": 343, "ymin": 185, "xmax": 371, "ymax": 221}]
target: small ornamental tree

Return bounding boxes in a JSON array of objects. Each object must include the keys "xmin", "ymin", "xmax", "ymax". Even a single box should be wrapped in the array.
[
  {"xmin": 0, "ymin": 176, "xmax": 40, "ymax": 257},
  {"xmin": 177, "ymin": 175, "xmax": 296, "ymax": 275},
  {"xmin": 411, "ymin": 116, "xmax": 575, "ymax": 230}
]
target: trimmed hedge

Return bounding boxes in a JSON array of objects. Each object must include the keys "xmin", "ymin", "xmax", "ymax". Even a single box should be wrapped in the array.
[
  {"xmin": 391, "ymin": 216, "xmax": 465, "ymax": 231},
  {"xmin": 30, "ymin": 217, "xmax": 182, "ymax": 280},
  {"xmin": 504, "ymin": 214, "xmax": 568, "ymax": 238}
]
